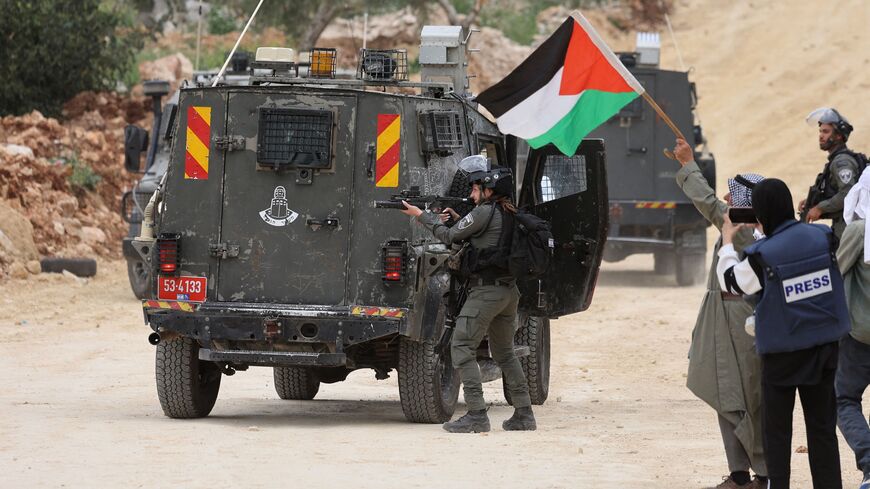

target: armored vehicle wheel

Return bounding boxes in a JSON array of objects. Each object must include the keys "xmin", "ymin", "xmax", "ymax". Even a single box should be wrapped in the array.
[
  {"xmin": 155, "ymin": 336, "xmax": 221, "ymax": 418},
  {"xmin": 504, "ymin": 314, "xmax": 550, "ymax": 406},
  {"xmin": 398, "ymin": 337, "xmax": 459, "ymax": 423},
  {"xmin": 676, "ymin": 253, "xmax": 706, "ymax": 286},
  {"xmin": 653, "ymin": 252, "xmax": 675, "ymax": 275},
  {"xmin": 127, "ymin": 260, "xmax": 150, "ymax": 299},
  {"xmin": 446, "ymin": 170, "xmax": 474, "ymax": 218},
  {"xmin": 273, "ymin": 367, "xmax": 320, "ymax": 400}
]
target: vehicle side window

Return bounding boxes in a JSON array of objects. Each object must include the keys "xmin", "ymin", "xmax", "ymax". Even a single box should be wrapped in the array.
[
  {"xmin": 477, "ymin": 138, "xmax": 504, "ymax": 167},
  {"xmin": 538, "ymin": 154, "xmax": 587, "ymax": 203}
]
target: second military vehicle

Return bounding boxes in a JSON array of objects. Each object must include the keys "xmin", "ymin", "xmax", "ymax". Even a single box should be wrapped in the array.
[
  {"xmin": 128, "ymin": 26, "xmax": 609, "ymax": 423},
  {"xmin": 589, "ymin": 33, "xmax": 716, "ymax": 286}
]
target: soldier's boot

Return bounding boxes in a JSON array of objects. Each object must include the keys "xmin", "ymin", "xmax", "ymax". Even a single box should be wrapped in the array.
[
  {"xmin": 502, "ymin": 406, "xmax": 537, "ymax": 431},
  {"xmin": 442, "ymin": 409, "xmax": 490, "ymax": 433}
]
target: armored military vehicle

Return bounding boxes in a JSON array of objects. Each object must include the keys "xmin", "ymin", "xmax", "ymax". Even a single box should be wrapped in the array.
[
  {"xmin": 130, "ymin": 27, "xmax": 609, "ymax": 423},
  {"xmin": 589, "ymin": 33, "xmax": 715, "ymax": 286}
]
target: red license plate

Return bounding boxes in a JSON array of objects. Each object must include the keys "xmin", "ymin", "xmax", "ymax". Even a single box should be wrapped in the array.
[{"xmin": 158, "ymin": 276, "xmax": 207, "ymax": 302}]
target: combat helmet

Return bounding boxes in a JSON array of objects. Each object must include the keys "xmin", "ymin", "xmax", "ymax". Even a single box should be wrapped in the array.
[{"xmin": 806, "ymin": 107, "xmax": 854, "ymax": 141}]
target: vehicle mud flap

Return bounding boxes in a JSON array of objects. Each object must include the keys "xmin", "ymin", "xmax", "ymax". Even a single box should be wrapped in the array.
[
  {"xmin": 397, "ymin": 305, "xmax": 460, "ymax": 423},
  {"xmin": 504, "ymin": 314, "xmax": 550, "ymax": 406},
  {"xmin": 155, "ymin": 336, "xmax": 221, "ymax": 418}
]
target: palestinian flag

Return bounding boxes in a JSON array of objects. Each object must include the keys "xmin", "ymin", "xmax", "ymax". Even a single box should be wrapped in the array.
[{"xmin": 475, "ymin": 11, "xmax": 644, "ymax": 156}]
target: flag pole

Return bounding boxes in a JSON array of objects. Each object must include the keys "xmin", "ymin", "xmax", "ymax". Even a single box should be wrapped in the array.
[
  {"xmin": 641, "ymin": 91, "xmax": 685, "ymax": 158},
  {"xmin": 641, "ymin": 91, "xmax": 685, "ymax": 139}
]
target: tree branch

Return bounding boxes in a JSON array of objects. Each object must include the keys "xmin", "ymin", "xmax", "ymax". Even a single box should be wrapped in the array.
[{"xmin": 461, "ymin": 0, "xmax": 487, "ymax": 33}]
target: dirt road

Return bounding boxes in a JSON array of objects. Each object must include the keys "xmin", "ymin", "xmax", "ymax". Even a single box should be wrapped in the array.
[{"xmin": 0, "ymin": 258, "xmax": 862, "ymax": 488}]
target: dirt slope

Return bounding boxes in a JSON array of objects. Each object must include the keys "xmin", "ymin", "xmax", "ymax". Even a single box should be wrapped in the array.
[{"xmin": 662, "ymin": 0, "xmax": 870, "ymax": 193}]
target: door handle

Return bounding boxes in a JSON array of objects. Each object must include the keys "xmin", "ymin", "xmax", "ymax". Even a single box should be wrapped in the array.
[{"xmin": 306, "ymin": 217, "xmax": 339, "ymax": 229}]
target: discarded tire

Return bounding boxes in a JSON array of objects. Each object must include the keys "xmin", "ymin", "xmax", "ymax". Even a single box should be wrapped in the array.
[{"xmin": 40, "ymin": 257, "xmax": 97, "ymax": 277}]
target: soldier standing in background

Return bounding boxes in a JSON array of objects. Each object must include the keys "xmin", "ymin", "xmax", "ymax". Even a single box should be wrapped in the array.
[
  {"xmin": 673, "ymin": 139, "xmax": 767, "ymax": 489},
  {"xmin": 800, "ymin": 107, "xmax": 860, "ymax": 239},
  {"xmin": 835, "ymin": 171, "xmax": 870, "ymax": 489}
]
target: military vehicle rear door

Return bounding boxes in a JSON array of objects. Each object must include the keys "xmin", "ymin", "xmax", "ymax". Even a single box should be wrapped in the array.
[
  {"xmin": 216, "ymin": 91, "xmax": 356, "ymax": 304},
  {"xmin": 518, "ymin": 140, "xmax": 608, "ymax": 317}
]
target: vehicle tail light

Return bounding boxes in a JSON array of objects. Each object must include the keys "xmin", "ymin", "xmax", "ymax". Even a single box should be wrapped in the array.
[
  {"xmin": 382, "ymin": 241, "xmax": 407, "ymax": 283},
  {"xmin": 157, "ymin": 233, "xmax": 181, "ymax": 274}
]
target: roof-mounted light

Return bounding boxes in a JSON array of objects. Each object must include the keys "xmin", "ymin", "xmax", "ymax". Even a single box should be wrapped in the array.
[
  {"xmin": 255, "ymin": 47, "xmax": 295, "ymax": 63},
  {"xmin": 307, "ymin": 48, "xmax": 337, "ymax": 78}
]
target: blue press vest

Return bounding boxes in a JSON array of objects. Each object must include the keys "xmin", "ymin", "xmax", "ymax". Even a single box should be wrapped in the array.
[{"xmin": 744, "ymin": 220, "xmax": 850, "ymax": 354}]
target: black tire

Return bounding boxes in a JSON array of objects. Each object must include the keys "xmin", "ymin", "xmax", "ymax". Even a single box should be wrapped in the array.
[
  {"xmin": 676, "ymin": 253, "xmax": 706, "ymax": 286},
  {"xmin": 653, "ymin": 252, "xmax": 676, "ymax": 275},
  {"xmin": 398, "ymin": 336, "xmax": 460, "ymax": 423},
  {"xmin": 504, "ymin": 314, "xmax": 550, "ymax": 405},
  {"xmin": 40, "ymin": 257, "xmax": 97, "ymax": 277},
  {"xmin": 273, "ymin": 367, "xmax": 320, "ymax": 400},
  {"xmin": 127, "ymin": 260, "xmax": 150, "ymax": 299},
  {"xmin": 155, "ymin": 336, "xmax": 221, "ymax": 418}
]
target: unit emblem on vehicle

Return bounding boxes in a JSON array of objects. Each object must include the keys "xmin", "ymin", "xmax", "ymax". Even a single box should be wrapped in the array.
[{"xmin": 259, "ymin": 186, "xmax": 299, "ymax": 226}]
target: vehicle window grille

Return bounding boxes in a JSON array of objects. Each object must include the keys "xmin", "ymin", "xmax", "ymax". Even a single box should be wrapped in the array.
[
  {"xmin": 257, "ymin": 108, "xmax": 333, "ymax": 169},
  {"xmin": 431, "ymin": 112, "xmax": 462, "ymax": 148},
  {"xmin": 419, "ymin": 110, "xmax": 463, "ymax": 155},
  {"xmin": 357, "ymin": 49, "xmax": 409, "ymax": 82},
  {"xmin": 539, "ymin": 155, "xmax": 587, "ymax": 203}
]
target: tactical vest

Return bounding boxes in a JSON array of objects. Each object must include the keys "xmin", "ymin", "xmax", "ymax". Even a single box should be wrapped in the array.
[
  {"xmin": 460, "ymin": 203, "xmax": 512, "ymax": 279},
  {"xmin": 744, "ymin": 220, "xmax": 850, "ymax": 354}
]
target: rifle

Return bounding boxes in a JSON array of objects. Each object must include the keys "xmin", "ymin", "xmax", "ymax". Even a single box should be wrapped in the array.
[
  {"xmin": 374, "ymin": 186, "xmax": 472, "ymax": 211},
  {"xmin": 799, "ymin": 171, "xmax": 826, "ymax": 222},
  {"xmin": 435, "ymin": 275, "xmax": 468, "ymax": 356}
]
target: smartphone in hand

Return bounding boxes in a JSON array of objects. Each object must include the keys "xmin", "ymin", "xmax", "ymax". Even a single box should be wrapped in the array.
[{"xmin": 728, "ymin": 207, "xmax": 757, "ymax": 224}]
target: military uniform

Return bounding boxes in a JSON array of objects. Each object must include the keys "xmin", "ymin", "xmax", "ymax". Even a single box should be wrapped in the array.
[
  {"xmin": 675, "ymin": 161, "xmax": 767, "ymax": 478},
  {"xmin": 816, "ymin": 148, "xmax": 860, "ymax": 238},
  {"xmin": 417, "ymin": 201, "xmax": 532, "ymax": 412}
]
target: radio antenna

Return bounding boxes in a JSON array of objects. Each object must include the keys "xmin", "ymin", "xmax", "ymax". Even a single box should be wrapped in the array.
[{"xmin": 212, "ymin": 0, "xmax": 265, "ymax": 87}]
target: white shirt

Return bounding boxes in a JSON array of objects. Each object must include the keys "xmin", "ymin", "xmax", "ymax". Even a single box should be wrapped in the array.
[{"xmin": 716, "ymin": 243, "xmax": 763, "ymax": 295}]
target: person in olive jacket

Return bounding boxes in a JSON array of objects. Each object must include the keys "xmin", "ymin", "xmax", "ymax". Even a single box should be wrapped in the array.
[{"xmin": 673, "ymin": 139, "xmax": 767, "ymax": 489}]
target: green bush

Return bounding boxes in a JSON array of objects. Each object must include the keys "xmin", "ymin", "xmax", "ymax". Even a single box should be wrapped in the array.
[
  {"xmin": 60, "ymin": 154, "xmax": 102, "ymax": 192},
  {"xmin": 0, "ymin": 0, "xmax": 143, "ymax": 117},
  {"xmin": 208, "ymin": 7, "xmax": 239, "ymax": 35}
]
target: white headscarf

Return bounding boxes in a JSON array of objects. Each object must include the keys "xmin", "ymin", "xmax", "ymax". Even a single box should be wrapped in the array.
[{"xmin": 843, "ymin": 169, "xmax": 870, "ymax": 263}]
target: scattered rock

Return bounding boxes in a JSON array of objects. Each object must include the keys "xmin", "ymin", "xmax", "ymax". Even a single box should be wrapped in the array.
[
  {"xmin": 0, "ymin": 143, "xmax": 34, "ymax": 158},
  {"xmin": 9, "ymin": 262, "xmax": 28, "ymax": 279},
  {"xmin": 80, "ymin": 226, "xmax": 107, "ymax": 245},
  {"xmin": 25, "ymin": 260, "xmax": 41, "ymax": 274},
  {"xmin": 138, "ymin": 53, "xmax": 193, "ymax": 92},
  {"xmin": 0, "ymin": 201, "xmax": 39, "ymax": 261}
]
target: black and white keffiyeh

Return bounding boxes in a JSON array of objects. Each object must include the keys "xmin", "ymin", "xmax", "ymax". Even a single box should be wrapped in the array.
[{"xmin": 727, "ymin": 173, "xmax": 764, "ymax": 207}]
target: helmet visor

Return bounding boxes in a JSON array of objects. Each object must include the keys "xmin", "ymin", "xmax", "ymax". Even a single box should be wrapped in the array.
[
  {"xmin": 806, "ymin": 107, "xmax": 849, "ymax": 126},
  {"xmin": 458, "ymin": 155, "xmax": 489, "ymax": 175}
]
